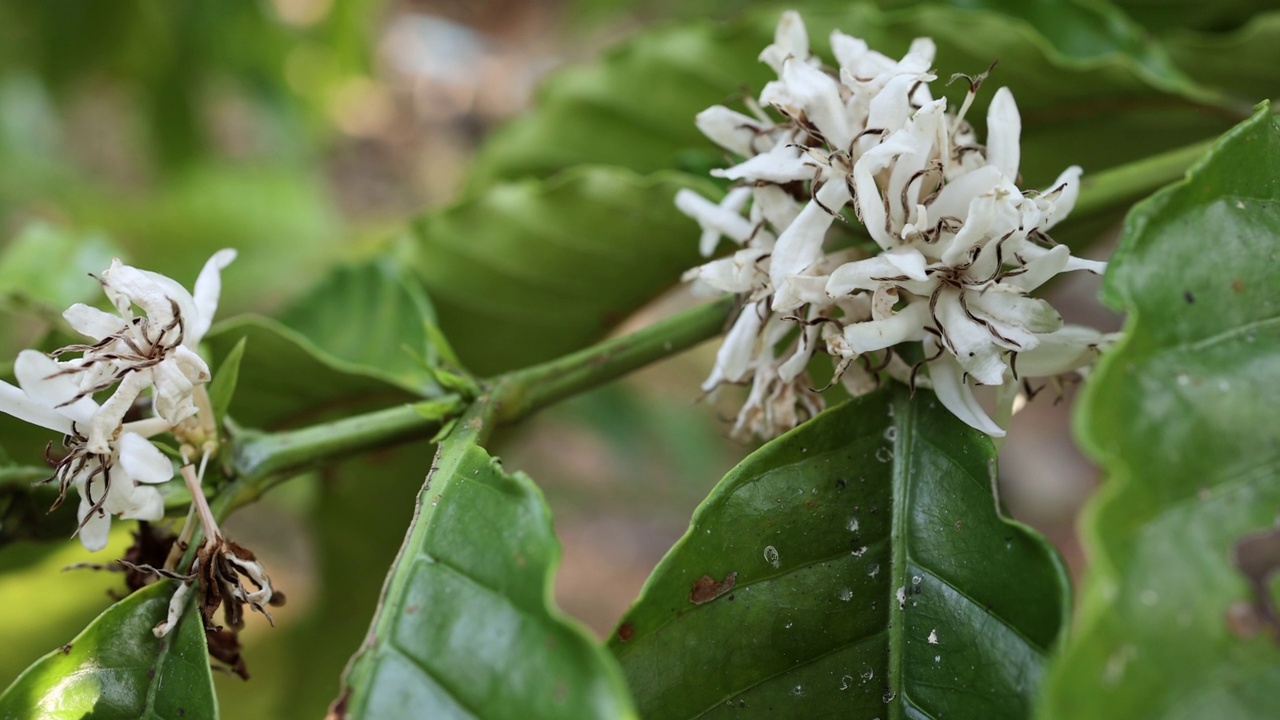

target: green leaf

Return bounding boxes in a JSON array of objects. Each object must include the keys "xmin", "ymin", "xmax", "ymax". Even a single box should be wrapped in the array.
[
  {"xmin": 1040, "ymin": 104, "xmax": 1280, "ymax": 718},
  {"xmin": 1161, "ymin": 11, "xmax": 1280, "ymax": 104},
  {"xmin": 276, "ymin": 257, "xmax": 443, "ymax": 394},
  {"xmin": 396, "ymin": 166, "xmax": 716, "ymax": 375},
  {"xmin": 875, "ymin": 0, "xmax": 1201, "ymax": 90},
  {"xmin": 1111, "ymin": 0, "xmax": 1266, "ymax": 33},
  {"xmin": 609, "ymin": 388, "xmax": 1068, "ymax": 718},
  {"xmin": 207, "ymin": 335, "xmax": 247, "ymax": 425},
  {"xmin": 220, "ymin": 443, "xmax": 436, "ymax": 719},
  {"xmin": 0, "ymin": 581, "xmax": 216, "ymax": 720},
  {"xmin": 336, "ymin": 406, "xmax": 637, "ymax": 719},
  {"xmin": 0, "ymin": 222, "xmax": 119, "ymax": 315},
  {"xmin": 468, "ymin": 4, "xmax": 1237, "ymax": 193},
  {"xmin": 204, "ymin": 316, "xmax": 420, "ymax": 429}
]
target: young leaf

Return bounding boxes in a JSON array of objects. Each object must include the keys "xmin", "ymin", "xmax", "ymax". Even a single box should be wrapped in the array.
[
  {"xmin": 275, "ymin": 258, "xmax": 443, "ymax": 395},
  {"xmin": 334, "ymin": 407, "xmax": 637, "ymax": 719},
  {"xmin": 0, "ymin": 581, "xmax": 216, "ymax": 720},
  {"xmin": 395, "ymin": 166, "xmax": 717, "ymax": 375},
  {"xmin": 207, "ymin": 335, "xmax": 247, "ymax": 425},
  {"xmin": 609, "ymin": 387, "xmax": 1068, "ymax": 718},
  {"xmin": 1040, "ymin": 104, "xmax": 1280, "ymax": 718}
]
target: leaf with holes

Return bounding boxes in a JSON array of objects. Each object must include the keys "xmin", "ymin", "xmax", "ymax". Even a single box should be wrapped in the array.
[
  {"xmin": 1039, "ymin": 104, "xmax": 1280, "ymax": 719},
  {"xmin": 608, "ymin": 387, "xmax": 1068, "ymax": 718},
  {"xmin": 0, "ymin": 581, "xmax": 215, "ymax": 720},
  {"xmin": 334, "ymin": 406, "xmax": 637, "ymax": 719}
]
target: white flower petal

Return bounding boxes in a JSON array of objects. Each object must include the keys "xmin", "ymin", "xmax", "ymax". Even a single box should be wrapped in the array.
[
  {"xmin": 0, "ymin": 380, "xmax": 74, "ymax": 434},
  {"xmin": 117, "ymin": 432, "xmax": 175, "ymax": 485},
  {"xmin": 696, "ymin": 105, "xmax": 766, "ymax": 157},
  {"xmin": 780, "ymin": 58, "xmax": 854, "ymax": 149},
  {"xmin": 853, "ymin": 131, "xmax": 919, "ymax": 249},
  {"xmin": 769, "ymin": 180, "xmax": 850, "ymax": 301},
  {"xmin": 986, "ymin": 87, "xmax": 1021, "ymax": 180},
  {"xmin": 63, "ymin": 303, "xmax": 126, "ymax": 341},
  {"xmin": 703, "ymin": 303, "xmax": 763, "ymax": 391},
  {"xmin": 774, "ymin": 275, "xmax": 832, "ymax": 313},
  {"xmin": 711, "ymin": 142, "xmax": 809, "ymax": 184},
  {"xmin": 935, "ymin": 292, "xmax": 1007, "ymax": 385},
  {"xmin": 927, "ymin": 165, "xmax": 1003, "ymax": 222},
  {"xmin": 1014, "ymin": 325, "xmax": 1108, "ymax": 377},
  {"xmin": 102, "ymin": 260, "xmax": 196, "ymax": 327},
  {"xmin": 759, "ymin": 10, "xmax": 809, "ymax": 73},
  {"xmin": 76, "ymin": 495, "xmax": 112, "ymax": 552},
  {"xmin": 882, "ymin": 246, "xmax": 929, "ymax": 281},
  {"xmin": 1039, "ymin": 166, "xmax": 1082, "ymax": 231},
  {"xmin": 843, "ymin": 301, "xmax": 929, "ymax": 354},
  {"xmin": 87, "ymin": 370, "xmax": 152, "ymax": 454},
  {"xmin": 676, "ymin": 188, "xmax": 755, "ymax": 257},
  {"xmin": 116, "ymin": 485, "xmax": 165, "ymax": 522},
  {"xmin": 970, "ymin": 287, "xmax": 1062, "ymax": 336},
  {"xmin": 1004, "ymin": 244, "xmax": 1070, "ymax": 292},
  {"xmin": 752, "ymin": 184, "xmax": 801, "ymax": 232},
  {"xmin": 929, "ymin": 356, "xmax": 1006, "ymax": 437},
  {"xmin": 190, "ymin": 248, "xmax": 237, "ymax": 346},
  {"xmin": 14, "ymin": 350, "xmax": 98, "ymax": 427}
]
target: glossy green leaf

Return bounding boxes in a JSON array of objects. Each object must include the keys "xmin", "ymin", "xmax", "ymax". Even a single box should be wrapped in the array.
[
  {"xmin": 336, "ymin": 408, "xmax": 637, "ymax": 719},
  {"xmin": 0, "ymin": 581, "xmax": 216, "ymax": 720},
  {"xmin": 1040, "ymin": 104, "xmax": 1280, "ymax": 719},
  {"xmin": 609, "ymin": 388, "xmax": 1068, "ymax": 718},
  {"xmin": 204, "ymin": 315, "xmax": 418, "ymax": 430},
  {"xmin": 396, "ymin": 166, "xmax": 715, "ymax": 375},
  {"xmin": 1162, "ymin": 11, "xmax": 1280, "ymax": 104},
  {"xmin": 222, "ymin": 442, "xmax": 434, "ymax": 720},
  {"xmin": 276, "ymin": 257, "xmax": 442, "ymax": 394},
  {"xmin": 468, "ymin": 3, "xmax": 1237, "ymax": 193}
]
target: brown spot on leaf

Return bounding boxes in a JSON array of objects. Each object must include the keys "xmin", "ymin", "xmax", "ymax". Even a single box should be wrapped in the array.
[
  {"xmin": 689, "ymin": 572, "xmax": 738, "ymax": 604},
  {"xmin": 1232, "ymin": 279, "xmax": 1245, "ymax": 293},
  {"xmin": 1183, "ymin": 291, "xmax": 1195, "ymax": 304},
  {"xmin": 326, "ymin": 687, "xmax": 351, "ymax": 720},
  {"xmin": 1231, "ymin": 523, "xmax": 1280, "ymax": 642},
  {"xmin": 1226, "ymin": 601, "xmax": 1264, "ymax": 639},
  {"xmin": 406, "ymin": 604, "xmax": 420, "ymax": 615},
  {"xmin": 616, "ymin": 623, "xmax": 635, "ymax": 642}
]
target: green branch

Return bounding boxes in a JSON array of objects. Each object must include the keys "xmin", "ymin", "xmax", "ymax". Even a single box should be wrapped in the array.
[
  {"xmin": 226, "ymin": 297, "xmax": 734, "ymax": 488},
  {"xmin": 489, "ymin": 296, "xmax": 733, "ymax": 425},
  {"xmin": 1073, "ymin": 138, "xmax": 1214, "ymax": 219}
]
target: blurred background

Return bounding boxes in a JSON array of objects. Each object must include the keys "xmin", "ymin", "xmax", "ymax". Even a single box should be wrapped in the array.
[{"xmin": 0, "ymin": 0, "xmax": 1166, "ymax": 716}]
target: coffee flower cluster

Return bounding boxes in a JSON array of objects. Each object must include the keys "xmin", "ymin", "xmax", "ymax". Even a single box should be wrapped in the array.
[
  {"xmin": 0, "ymin": 251, "xmax": 234, "ymax": 550},
  {"xmin": 681, "ymin": 11, "xmax": 1112, "ymax": 439}
]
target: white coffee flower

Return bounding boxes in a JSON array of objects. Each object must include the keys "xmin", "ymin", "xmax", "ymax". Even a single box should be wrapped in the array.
[
  {"xmin": 2, "ymin": 351, "xmax": 173, "ymax": 551},
  {"xmin": 44, "ymin": 250, "xmax": 235, "ymax": 453},
  {"xmin": 679, "ymin": 10, "xmax": 1112, "ymax": 438},
  {"xmin": 0, "ymin": 250, "xmax": 233, "ymax": 549}
]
